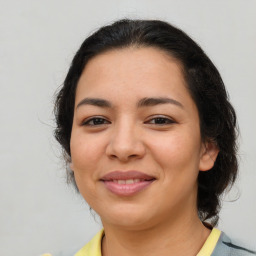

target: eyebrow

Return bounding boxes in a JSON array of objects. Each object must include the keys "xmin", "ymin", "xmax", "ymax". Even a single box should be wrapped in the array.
[
  {"xmin": 76, "ymin": 98, "xmax": 112, "ymax": 109},
  {"xmin": 137, "ymin": 97, "xmax": 184, "ymax": 108},
  {"xmin": 76, "ymin": 97, "xmax": 183, "ymax": 109}
]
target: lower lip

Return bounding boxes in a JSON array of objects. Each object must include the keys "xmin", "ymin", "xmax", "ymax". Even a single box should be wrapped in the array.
[{"xmin": 102, "ymin": 180, "xmax": 155, "ymax": 196}]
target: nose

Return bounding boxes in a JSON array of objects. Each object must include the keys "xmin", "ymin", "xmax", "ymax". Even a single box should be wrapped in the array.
[{"xmin": 105, "ymin": 120, "xmax": 146, "ymax": 162}]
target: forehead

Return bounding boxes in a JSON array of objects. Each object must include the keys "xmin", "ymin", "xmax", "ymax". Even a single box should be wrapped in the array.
[
  {"xmin": 80, "ymin": 46, "xmax": 183, "ymax": 80},
  {"xmin": 75, "ymin": 47, "xmax": 190, "ymax": 104}
]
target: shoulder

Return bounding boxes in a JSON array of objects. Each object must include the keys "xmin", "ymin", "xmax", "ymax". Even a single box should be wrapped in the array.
[
  {"xmin": 40, "ymin": 230, "xmax": 104, "ymax": 256},
  {"xmin": 74, "ymin": 229, "xmax": 104, "ymax": 256},
  {"xmin": 212, "ymin": 231, "xmax": 256, "ymax": 256},
  {"xmin": 40, "ymin": 248, "xmax": 80, "ymax": 256}
]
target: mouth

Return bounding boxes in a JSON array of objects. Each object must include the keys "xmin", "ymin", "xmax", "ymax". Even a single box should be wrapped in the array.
[{"xmin": 100, "ymin": 170, "xmax": 156, "ymax": 196}]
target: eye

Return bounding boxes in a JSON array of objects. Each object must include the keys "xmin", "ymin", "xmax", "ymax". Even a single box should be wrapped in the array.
[
  {"xmin": 146, "ymin": 116, "xmax": 176, "ymax": 125},
  {"xmin": 82, "ymin": 117, "xmax": 110, "ymax": 126}
]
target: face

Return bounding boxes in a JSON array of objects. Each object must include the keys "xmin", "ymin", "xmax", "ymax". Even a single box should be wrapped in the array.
[{"xmin": 70, "ymin": 47, "xmax": 217, "ymax": 230}]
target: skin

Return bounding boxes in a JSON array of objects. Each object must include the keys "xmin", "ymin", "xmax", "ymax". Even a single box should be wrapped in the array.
[{"xmin": 70, "ymin": 47, "xmax": 219, "ymax": 256}]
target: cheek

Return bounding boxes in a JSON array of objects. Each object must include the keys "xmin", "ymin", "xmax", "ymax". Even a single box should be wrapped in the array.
[
  {"xmin": 149, "ymin": 132, "xmax": 201, "ymax": 205},
  {"xmin": 149, "ymin": 131, "xmax": 201, "ymax": 172},
  {"xmin": 70, "ymin": 134, "xmax": 102, "ymax": 200},
  {"xmin": 70, "ymin": 132, "xmax": 106, "ymax": 170}
]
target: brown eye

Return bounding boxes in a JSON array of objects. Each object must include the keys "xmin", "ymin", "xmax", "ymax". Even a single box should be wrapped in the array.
[
  {"xmin": 146, "ymin": 117, "xmax": 176, "ymax": 125},
  {"xmin": 83, "ymin": 117, "xmax": 110, "ymax": 126}
]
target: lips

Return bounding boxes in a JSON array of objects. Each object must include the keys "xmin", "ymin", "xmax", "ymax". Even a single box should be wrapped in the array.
[{"xmin": 100, "ymin": 171, "xmax": 156, "ymax": 196}]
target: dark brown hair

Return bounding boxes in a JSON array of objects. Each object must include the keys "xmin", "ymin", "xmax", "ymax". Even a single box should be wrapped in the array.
[{"xmin": 54, "ymin": 19, "xmax": 238, "ymax": 225}]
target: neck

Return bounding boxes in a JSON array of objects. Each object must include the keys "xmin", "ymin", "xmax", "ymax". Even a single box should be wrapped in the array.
[{"xmin": 101, "ymin": 211, "xmax": 211, "ymax": 256}]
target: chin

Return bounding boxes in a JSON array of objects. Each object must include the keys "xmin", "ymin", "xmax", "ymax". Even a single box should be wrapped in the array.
[{"xmin": 100, "ymin": 204, "xmax": 156, "ymax": 230}]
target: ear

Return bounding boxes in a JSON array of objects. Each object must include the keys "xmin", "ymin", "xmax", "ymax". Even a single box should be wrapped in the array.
[
  {"xmin": 69, "ymin": 162, "xmax": 74, "ymax": 171},
  {"xmin": 199, "ymin": 140, "xmax": 219, "ymax": 171}
]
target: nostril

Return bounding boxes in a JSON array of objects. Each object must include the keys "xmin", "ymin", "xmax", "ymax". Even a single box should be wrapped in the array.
[
  {"xmin": 130, "ymin": 154, "xmax": 139, "ymax": 158},
  {"xmin": 109, "ymin": 154, "xmax": 118, "ymax": 159}
]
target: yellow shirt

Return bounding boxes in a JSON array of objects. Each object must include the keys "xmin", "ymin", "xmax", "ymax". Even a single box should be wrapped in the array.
[{"xmin": 73, "ymin": 228, "xmax": 221, "ymax": 256}]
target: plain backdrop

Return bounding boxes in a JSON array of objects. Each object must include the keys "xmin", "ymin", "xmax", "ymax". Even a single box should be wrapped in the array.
[{"xmin": 0, "ymin": 1, "xmax": 255, "ymax": 255}]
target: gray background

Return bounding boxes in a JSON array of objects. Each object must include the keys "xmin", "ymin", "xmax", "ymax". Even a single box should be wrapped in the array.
[{"xmin": 0, "ymin": 0, "xmax": 255, "ymax": 255}]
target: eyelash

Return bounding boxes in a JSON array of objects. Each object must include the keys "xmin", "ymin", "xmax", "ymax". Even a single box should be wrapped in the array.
[
  {"xmin": 82, "ymin": 117, "xmax": 110, "ymax": 126},
  {"xmin": 82, "ymin": 116, "xmax": 176, "ymax": 126},
  {"xmin": 145, "ymin": 116, "xmax": 176, "ymax": 125}
]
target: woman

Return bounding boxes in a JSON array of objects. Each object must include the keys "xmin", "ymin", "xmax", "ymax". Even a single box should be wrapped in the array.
[{"xmin": 52, "ymin": 19, "xmax": 255, "ymax": 256}]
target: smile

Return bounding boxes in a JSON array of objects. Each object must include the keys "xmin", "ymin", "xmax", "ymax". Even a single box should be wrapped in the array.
[
  {"xmin": 112, "ymin": 179, "xmax": 144, "ymax": 184},
  {"xmin": 100, "ymin": 171, "xmax": 156, "ymax": 196}
]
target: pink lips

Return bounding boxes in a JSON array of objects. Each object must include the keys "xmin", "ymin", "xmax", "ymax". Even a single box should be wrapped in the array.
[{"xmin": 100, "ymin": 171, "xmax": 155, "ymax": 196}]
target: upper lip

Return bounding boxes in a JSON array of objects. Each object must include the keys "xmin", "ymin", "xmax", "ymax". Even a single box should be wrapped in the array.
[{"xmin": 100, "ymin": 171, "xmax": 155, "ymax": 181}]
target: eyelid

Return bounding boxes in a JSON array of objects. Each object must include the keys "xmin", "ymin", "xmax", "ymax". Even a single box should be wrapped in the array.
[
  {"xmin": 145, "ymin": 115, "xmax": 176, "ymax": 125},
  {"xmin": 81, "ymin": 116, "xmax": 111, "ymax": 126},
  {"xmin": 80, "ymin": 115, "xmax": 176, "ymax": 126}
]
